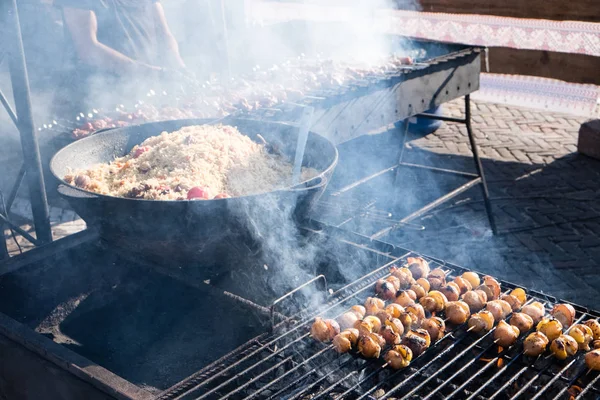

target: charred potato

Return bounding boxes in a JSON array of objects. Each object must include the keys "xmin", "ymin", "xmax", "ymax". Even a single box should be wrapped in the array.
[
  {"xmin": 427, "ymin": 268, "xmax": 446, "ymax": 290},
  {"xmin": 369, "ymin": 332, "xmax": 386, "ymax": 348},
  {"xmin": 351, "ymin": 305, "xmax": 366, "ymax": 319},
  {"xmin": 375, "ymin": 279, "xmax": 397, "ymax": 301},
  {"xmin": 445, "ymin": 300, "xmax": 471, "ymax": 325},
  {"xmin": 523, "ymin": 332, "xmax": 549, "ymax": 357},
  {"xmin": 551, "ymin": 304, "xmax": 576, "ymax": 329},
  {"xmin": 337, "ymin": 312, "xmax": 360, "ymax": 330},
  {"xmin": 390, "ymin": 266, "xmax": 416, "ymax": 289},
  {"xmin": 453, "ymin": 276, "xmax": 473, "ymax": 296},
  {"xmin": 501, "ymin": 294, "xmax": 522, "ymax": 312},
  {"xmin": 462, "ymin": 290, "xmax": 488, "ymax": 313},
  {"xmin": 483, "ymin": 276, "xmax": 502, "ymax": 300},
  {"xmin": 568, "ymin": 324, "xmax": 594, "ymax": 351},
  {"xmin": 585, "ymin": 349, "xmax": 600, "ymax": 370},
  {"xmin": 375, "ymin": 310, "xmax": 392, "ymax": 325},
  {"xmin": 486, "ymin": 300, "xmax": 512, "ymax": 322},
  {"xmin": 419, "ymin": 290, "xmax": 448, "ymax": 314},
  {"xmin": 476, "ymin": 276, "xmax": 501, "ymax": 302},
  {"xmin": 521, "ymin": 302, "xmax": 545, "ymax": 324},
  {"xmin": 550, "ymin": 334, "xmax": 578, "ymax": 360},
  {"xmin": 381, "ymin": 326, "xmax": 401, "ymax": 345},
  {"xmin": 356, "ymin": 315, "xmax": 382, "ymax": 336},
  {"xmin": 358, "ymin": 334, "xmax": 381, "ymax": 358},
  {"xmin": 363, "ymin": 315, "xmax": 383, "ymax": 334},
  {"xmin": 410, "ymin": 283, "xmax": 428, "ymax": 299},
  {"xmin": 381, "ymin": 318, "xmax": 404, "ymax": 345},
  {"xmin": 385, "ymin": 275, "xmax": 401, "ymax": 292},
  {"xmin": 311, "ymin": 317, "xmax": 340, "ymax": 342},
  {"xmin": 461, "ymin": 271, "xmax": 480, "ymax": 289},
  {"xmin": 537, "ymin": 318, "xmax": 563, "ymax": 342},
  {"xmin": 510, "ymin": 288, "xmax": 527, "ymax": 305},
  {"xmin": 468, "ymin": 310, "xmax": 495, "ymax": 333},
  {"xmin": 439, "ymin": 283, "xmax": 461, "ymax": 302},
  {"xmin": 365, "ymin": 297, "xmax": 385, "ymax": 315},
  {"xmin": 420, "ymin": 317, "xmax": 446, "ymax": 341},
  {"xmin": 356, "ymin": 320, "xmax": 374, "ymax": 336},
  {"xmin": 494, "ymin": 320, "xmax": 520, "ymax": 347},
  {"xmin": 584, "ymin": 320, "xmax": 600, "ymax": 340},
  {"xmin": 398, "ymin": 312, "xmax": 416, "ymax": 331},
  {"xmin": 406, "ymin": 257, "xmax": 430, "ymax": 280},
  {"xmin": 385, "ymin": 345, "xmax": 413, "ymax": 369},
  {"xmin": 406, "ymin": 304, "xmax": 426, "ymax": 322},
  {"xmin": 385, "ymin": 303, "xmax": 405, "ymax": 319},
  {"xmin": 402, "ymin": 329, "xmax": 431, "ymax": 357},
  {"xmin": 386, "ymin": 318, "xmax": 405, "ymax": 335},
  {"xmin": 333, "ymin": 329, "xmax": 359, "ymax": 353},
  {"xmin": 510, "ymin": 313, "xmax": 534, "ymax": 333},
  {"xmin": 416, "ymin": 278, "xmax": 431, "ymax": 293},
  {"xmin": 395, "ymin": 290, "xmax": 417, "ymax": 307}
]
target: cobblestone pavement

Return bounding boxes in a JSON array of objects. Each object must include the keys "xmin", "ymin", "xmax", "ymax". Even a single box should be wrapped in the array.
[
  {"xmin": 379, "ymin": 100, "xmax": 600, "ymax": 308},
  {"xmin": 3, "ymin": 99, "xmax": 600, "ymax": 308}
]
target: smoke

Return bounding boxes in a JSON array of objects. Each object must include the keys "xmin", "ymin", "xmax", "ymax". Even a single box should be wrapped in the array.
[
  {"xmin": 226, "ymin": 190, "xmax": 325, "ymax": 307},
  {"xmin": 16, "ymin": 0, "xmax": 426, "ymax": 305}
]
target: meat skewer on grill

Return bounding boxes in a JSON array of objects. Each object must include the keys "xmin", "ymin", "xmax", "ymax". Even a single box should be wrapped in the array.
[
  {"xmin": 509, "ymin": 312, "xmax": 534, "ymax": 333},
  {"xmin": 494, "ymin": 320, "xmax": 520, "ymax": 347},
  {"xmin": 384, "ymin": 344, "xmax": 413, "ymax": 369},
  {"xmin": 586, "ymin": 349, "xmax": 600, "ymax": 370},
  {"xmin": 550, "ymin": 334, "xmax": 579, "ymax": 360},
  {"xmin": 567, "ymin": 323, "xmax": 594, "ymax": 351},
  {"xmin": 445, "ymin": 300, "xmax": 471, "ymax": 325},
  {"xmin": 313, "ymin": 264, "xmax": 595, "ymax": 376},
  {"xmin": 523, "ymin": 331, "xmax": 550, "ymax": 356}
]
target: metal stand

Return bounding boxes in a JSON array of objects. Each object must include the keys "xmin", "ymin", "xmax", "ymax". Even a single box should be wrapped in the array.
[
  {"xmin": 380, "ymin": 94, "xmax": 497, "ymax": 237},
  {"xmin": 0, "ymin": 0, "xmax": 53, "ymax": 258}
]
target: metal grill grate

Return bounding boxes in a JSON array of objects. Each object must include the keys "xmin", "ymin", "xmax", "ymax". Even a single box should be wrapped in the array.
[{"xmin": 157, "ymin": 244, "xmax": 600, "ymax": 400}]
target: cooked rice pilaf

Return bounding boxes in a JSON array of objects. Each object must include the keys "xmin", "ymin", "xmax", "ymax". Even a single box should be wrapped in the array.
[{"xmin": 64, "ymin": 124, "xmax": 318, "ymax": 200}]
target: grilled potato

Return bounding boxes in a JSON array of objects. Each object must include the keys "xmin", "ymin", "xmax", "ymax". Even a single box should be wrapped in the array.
[
  {"xmin": 445, "ymin": 301, "xmax": 471, "ymax": 325},
  {"xmin": 523, "ymin": 332, "xmax": 550, "ymax": 357},
  {"xmin": 550, "ymin": 334, "xmax": 578, "ymax": 360},
  {"xmin": 494, "ymin": 320, "xmax": 520, "ymax": 347},
  {"xmin": 568, "ymin": 324, "xmax": 594, "ymax": 351},
  {"xmin": 468, "ymin": 311, "xmax": 495, "ymax": 333},
  {"xmin": 385, "ymin": 345, "xmax": 413, "ymax": 369},
  {"xmin": 551, "ymin": 304, "xmax": 576, "ymax": 329},
  {"xmin": 509, "ymin": 312, "xmax": 534, "ymax": 333},
  {"xmin": 537, "ymin": 318, "xmax": 563, "ymax": 342}
]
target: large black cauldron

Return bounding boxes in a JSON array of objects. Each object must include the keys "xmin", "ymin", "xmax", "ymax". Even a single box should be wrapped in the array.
[{"xmin": 50, "ymin": 118, "xmax": 337, "ymax": 268}]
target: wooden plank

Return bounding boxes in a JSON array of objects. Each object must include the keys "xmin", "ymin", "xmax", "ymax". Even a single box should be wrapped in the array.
[
  {"xmin": 485, "ymin": 48, "xmax": 600, "ymax": 85},
  {"xmin": 401, "ymin": 0, "xmax": 600, "ymax": 22}
]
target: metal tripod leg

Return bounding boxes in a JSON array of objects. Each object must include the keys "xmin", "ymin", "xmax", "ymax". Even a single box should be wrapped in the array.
[
  {"xmin": 393, "ymin": 118, "xmax": 411, "ymax": 185},
  {"xmin": 3, "ymin": 0, "xmax": 53, "ymax": 245},
  {"xmin": 464, "ymin": 95, "xmax": 497, "ymax": 235}
]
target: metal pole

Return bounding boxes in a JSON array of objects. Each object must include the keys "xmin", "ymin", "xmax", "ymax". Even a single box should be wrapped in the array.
[
  {"xmin": 3, "ymin": 0, "xmax": 52, "ymax": 244},
  {"xmin": 0, "ymin": 226, "xmax": 8, "ymax": 260},
  {"xmin": 465, "ymin": 95, "xmax": 498, "ymax": 235}
]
